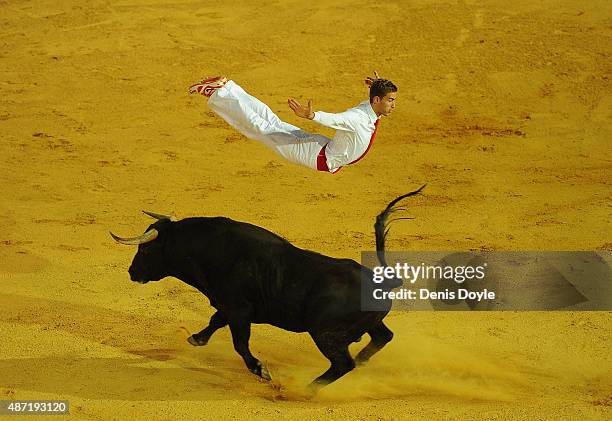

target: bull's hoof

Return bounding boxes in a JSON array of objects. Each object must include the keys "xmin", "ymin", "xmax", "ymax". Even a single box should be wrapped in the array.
[
  {"xmin": 187, "ymin": 335, "xmax": 208, "ymax": 346},
  {"xmin": 252, "ymin": 361, "xmax": 272, "ymax": 381},
  {"xmin": 260, "ymin": 364, "xmax": 272, "ymax": 381},
  {"xmin": 355, "ymin": 357, "xmax": 369, "ymax": 367},
  {"xmin": 306, "ymin": 382, "xmax": 322, "ymax": 397}
]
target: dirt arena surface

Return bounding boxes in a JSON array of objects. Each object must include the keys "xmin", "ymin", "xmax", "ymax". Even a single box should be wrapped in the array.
[{"xmin": 1, "ymin": 0, "xmax": 611, "ymax": 419}]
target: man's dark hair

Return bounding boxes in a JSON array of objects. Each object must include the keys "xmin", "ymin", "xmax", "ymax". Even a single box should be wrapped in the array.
[{"xmin": 369, "ymin": 79, "xmax": 397, "ymax": 102}]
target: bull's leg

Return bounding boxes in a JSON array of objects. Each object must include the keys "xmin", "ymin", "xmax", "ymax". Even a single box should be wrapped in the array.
[
  {"xmin": 188, "ymin": 311, "xmax": 228, "ymax": 346},
  {"xmin": 309, "ymin": 332, "xmax": 355, "ymax": 391},
  {"xmin": 229, "ymin": 320, "xmax": 272, "ymax": 381},
  {"xmin": 354, "ymin": 321, "xmax": 394, "ymax": 366}
]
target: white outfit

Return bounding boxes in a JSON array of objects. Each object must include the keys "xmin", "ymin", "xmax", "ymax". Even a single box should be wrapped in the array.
[{"xmin": 208, "ymin": 80, "xmax": 379, "ymax": 173}]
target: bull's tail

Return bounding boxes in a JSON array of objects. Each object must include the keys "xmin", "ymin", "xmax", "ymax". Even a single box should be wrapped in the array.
[{"xmin": 375, "ymin": 185, "xmax": 426, "ymax": 273}]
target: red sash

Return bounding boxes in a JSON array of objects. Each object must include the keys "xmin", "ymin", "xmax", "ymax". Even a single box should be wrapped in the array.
[{"xmin": 316, "ymin": 145, "xmax": 330, "ymax": 172}]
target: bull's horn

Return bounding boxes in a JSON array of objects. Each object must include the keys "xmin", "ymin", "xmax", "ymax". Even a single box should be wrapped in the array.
[
  {"xmin": 142, "ymin": 211, "xmax": 177, "ymax": 222},
  {"xmin": 110, "ymin": 229, "xmax": 158, "ymax": 245}
]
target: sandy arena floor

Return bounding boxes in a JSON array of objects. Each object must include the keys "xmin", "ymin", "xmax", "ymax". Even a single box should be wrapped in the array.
[{"xmin": 1, "ymin": 0, "xmax": 611, "ymax": 419}]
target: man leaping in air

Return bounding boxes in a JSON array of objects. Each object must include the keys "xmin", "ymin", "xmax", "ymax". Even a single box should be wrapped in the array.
[{"xmin": 189, "ymin": 71, "xmax": 397, "ymax": 174}]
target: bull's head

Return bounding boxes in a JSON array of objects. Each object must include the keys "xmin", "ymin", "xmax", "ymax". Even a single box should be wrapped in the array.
[{"xmin": 110, "ymin": 211, "xmax": 177, "ymax": 284}]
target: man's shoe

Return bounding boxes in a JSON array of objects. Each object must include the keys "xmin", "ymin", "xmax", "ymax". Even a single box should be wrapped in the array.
[{"xmin": 189, "ymin": 76, "xmax": 227, "ymax": 97}]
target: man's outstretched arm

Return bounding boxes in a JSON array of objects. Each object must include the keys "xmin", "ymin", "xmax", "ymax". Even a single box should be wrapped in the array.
[
  {"xmin": 288, "ymin": 98, "xmax": 314, "ymax": 120},
  {"xmin": 288, "ymin": 98, "xmax": 358, "ymax": 132}
]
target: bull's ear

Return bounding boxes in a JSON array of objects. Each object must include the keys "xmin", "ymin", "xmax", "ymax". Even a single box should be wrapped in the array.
[{"xmin": 142, "ymin": 211, "xmax": 177, "ymax": 222}]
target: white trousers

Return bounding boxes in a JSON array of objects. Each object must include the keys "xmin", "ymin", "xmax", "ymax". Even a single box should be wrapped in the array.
[{"xmin": 208, "ymin": 80, "xmax": 329, "ymax": 170}]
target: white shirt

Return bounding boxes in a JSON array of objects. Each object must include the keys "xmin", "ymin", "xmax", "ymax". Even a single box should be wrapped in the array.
[{"xmin": 313, "ymin": 100, "xmax": 379, "ymax": 173}]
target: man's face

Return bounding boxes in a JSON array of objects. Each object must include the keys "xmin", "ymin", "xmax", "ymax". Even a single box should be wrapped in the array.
[{"xmin": 372, "ymin": 92, "xmax": 397, "ymax": 117}]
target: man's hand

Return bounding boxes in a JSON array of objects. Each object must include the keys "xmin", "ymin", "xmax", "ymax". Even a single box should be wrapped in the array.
[
  {"xmin": 288, "ymin": 98, "xmax": 314, "ymax": 120},
  {"xmin": 365, "ymin": 70, "xmax": 381, "ymax": 88}
]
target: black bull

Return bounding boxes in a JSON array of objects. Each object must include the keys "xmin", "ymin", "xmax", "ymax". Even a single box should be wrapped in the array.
[{"xmin": 110, "ymin": 186, "xmax": 424, "ymax": 390}]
